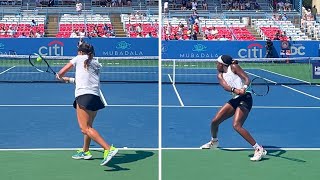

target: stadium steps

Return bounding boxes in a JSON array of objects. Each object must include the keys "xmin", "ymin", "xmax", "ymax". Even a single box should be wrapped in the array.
[
  {"xmin": 45, "ymin": 15, "xmax": 59, "ymax": 37},
  {"xmin": 247, "ymin": 25, "xmax": 263, "ymax": 40},
  {"xmin": 110, "ymin": 14, "xmax": 126, "ymax": 37}
]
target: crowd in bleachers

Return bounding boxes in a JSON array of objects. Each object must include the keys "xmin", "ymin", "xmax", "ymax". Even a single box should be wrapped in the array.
[
  {"xmin": 273, "ymin": 0, "xmax": 292, "ymax": 12},
  {"xmin": 0, "ymin": 14, "xmax": 45, "ymax": 38},
  {"xmin": 122, "ymin": 11, "xmax": 158, "ymax": 38},
  {"xmin": 91, "ymin": 0, "xmax": 132, "ymax": 7},
  {"xmin": 222, "ymin": 0, "xmax": 261, "ymax": 11},
  {"xmin": 56, "ymin": 14, "xmax": 115, "ymax": 38},
  {"xmin": 163, "ymin": 0, "xmax": 208, "ymax": 11}
]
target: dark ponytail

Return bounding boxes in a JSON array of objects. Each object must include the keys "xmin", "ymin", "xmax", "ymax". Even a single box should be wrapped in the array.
[
  {"xmin": 78, "ymin": 42, "xmax": 95, "ymax": 70},
  {"xmin": 232, "ymin": 60, "xmax": 238, "ymax": 64}
]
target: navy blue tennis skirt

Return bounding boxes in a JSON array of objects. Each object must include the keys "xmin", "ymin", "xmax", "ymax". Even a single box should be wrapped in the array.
[{"xmin": 73, "ymin": 94, "xmax": 105, "ymax": 111}]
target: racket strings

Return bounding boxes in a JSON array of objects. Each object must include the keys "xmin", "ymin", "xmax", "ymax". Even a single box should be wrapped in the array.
[{"xmin": 250, "ymin": 78, "xmax": 269, "ymax": 96}]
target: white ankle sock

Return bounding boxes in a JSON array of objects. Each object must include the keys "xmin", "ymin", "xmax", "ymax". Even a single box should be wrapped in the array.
[
  {"xmin": 211, "ymin": 138, "xmax": 218, "ymax": 142},
  {"xmin": 253, "ymin": 143, "xmax": 261, "ymax": 150}
]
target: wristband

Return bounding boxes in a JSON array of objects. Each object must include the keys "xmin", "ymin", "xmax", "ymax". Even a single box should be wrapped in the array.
[
  {"xmin": 69, "ymin": 78, "xmax": 75, "ymax": 84},
  {"xmin": 231, "ymin": 87, "xmax": 235, "ymax": 92}
]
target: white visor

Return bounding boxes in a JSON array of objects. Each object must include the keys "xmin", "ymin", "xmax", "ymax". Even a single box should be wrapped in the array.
[{"xmin": 217, "ymin": 56, "xmax": 227, "ymax": 65}]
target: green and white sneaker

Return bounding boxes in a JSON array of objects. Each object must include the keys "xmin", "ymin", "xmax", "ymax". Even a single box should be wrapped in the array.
[
  {"xmin": 100, "ymin": 145, "xmax": 118, "ymax": 166},
  {"xmin": 72, "ymin": 150, "xmax": 93, "ymax": 160}
]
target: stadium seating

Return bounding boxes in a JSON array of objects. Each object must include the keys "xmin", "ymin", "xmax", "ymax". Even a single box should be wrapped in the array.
[
  {"xmin": 56, "ymin": 13, "xmax": 113, "ymax": 38},
  {"xmin": 162, "ymin": 17, "xmax": 255, "ymax": 40},
  {"xmin": 0, "ymin": 14, "xmax": 45, "ymax": 38},
  {"xmin": 121, "ymin": 13, "xmax": 158, "ymax": 38},
  {"xmin": 252, "ymin": 18, "xmax": 310, "ymax": 40}
]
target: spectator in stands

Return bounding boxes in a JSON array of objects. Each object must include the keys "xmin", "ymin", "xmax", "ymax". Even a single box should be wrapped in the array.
[
  {"xmin": 193, "ymin": 22, "xmax": 199, "ymax": 37},
  {"xmin": 277, "ymin": 1, "xmax": 284, "ymax": 11},
  {"xmin": 35, "ymin": 0, "xmax": 41, "ymax": 7},
  {"xmin": 219, "ymin": 35, "xmax": 228, "ymax": 41},
  {"xmin": 0, "ymin": 27, "xmax": 6, "ymax": 35},
  {"xmin": 76, "ymin": 1, "xmax": 83, "ymax": 15},
  {"xmin": 103, "ymin": 23, "xmax": 109, "ymax": 33},
  {"xmin": 29, "ymin": 31, "xmax": 36, "ymax": 38},
  {"xmin": 211, "ymin": 27, "xmax": 218, "ymax": 37},
  {"xmin": 284, "ymin": 0, "xmax": 292, "ymax": 11},
  {"xmin": 186, "ymin": 1, "xmax": 192, "ymax": 10},
  {"xmin": 48, "ymin": 0, "xmax": 54, "ymax": 7},
  {"xmin": 312, "ymin": 5, "xmax": 318, "ymax": 22},
  {"xmin": 203, "ymin": 34, "xmax": 208, "ymax": 40},
  {"xmin": 99, "ymin": 0, "xmax": 108, "ymax": 7},
  {"xmin": 281, "ymin": 13, "xmax": 287, "ymax": 21},
  {"xmin": 19, "ymin": 32, "xmax": 28, "ymax": 38},
  {"xmin": 35, "ymin": 31, "xmax": 42, "ymax": 38},
  {"xmin": 202, "ymin": 0, "xmax": 207, "ymax": 10},
  {"xmin": 181, "ymin": 0, "xmax": 187, "ymax": 10},
  {"xmin": 7, "ymin": 26, "xmax": 16, "ymax": 37},
  {"xmin": 31, "ymin": 19, "xmax": 37, "ymax": 27},
  {"xmin": 164, "ymin": 1, "xmax": 169, "ymax": 14},
  {"xmin": 188, "ymin": 15, "xmax": 195, "ymax": 28},
  {"xmin": 136, "ymin": 23, "xmax": 142, "ymax": 33},
  {"xmin": 271, "ymin": 14, "xmax": 278, "ymax": 21},
  {"xmin": 145, "ymin": 32, "xmax": 152, "ymax": 38},
  {"xmin": 137, "ymin": 32, "xmax": 143, "ymax": 38},
  {"xmin": 191, "ymin": 0, "xmax": 197, "ymax": 10},
  {"xmin": 79, "ymin": 29, "xmax": 86, "ymax": 38},
  {"xmin": 70, "ymin": 30, "xmax": 78, "ymax": 38}
]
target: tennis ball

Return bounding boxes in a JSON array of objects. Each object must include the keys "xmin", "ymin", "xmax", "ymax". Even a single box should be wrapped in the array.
[{"xmin": 36, "ymin": 57, "xmax": 42, "ymax": 62}]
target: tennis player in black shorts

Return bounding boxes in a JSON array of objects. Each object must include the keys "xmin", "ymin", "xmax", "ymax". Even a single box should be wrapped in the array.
[{"xmin": 201, "ymin": 55, "xmax": 267, "ymax": 161}]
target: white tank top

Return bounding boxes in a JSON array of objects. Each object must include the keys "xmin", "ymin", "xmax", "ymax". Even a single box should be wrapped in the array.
[
  {"xmin": 222, "ymin": 65, "xmax": 244, "ymax": 97},
  {"xmin": 70, "ymin": 55, "xmax": 102, "ymax": 98}
]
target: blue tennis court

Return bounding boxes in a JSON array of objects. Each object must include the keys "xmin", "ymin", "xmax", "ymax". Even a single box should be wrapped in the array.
[
  {"xmin": 162, "ymin": 60, "xmax": 320, "ymax": 148},
  {"xmin": 0, "ymin": 54, "xmax": 159, "ymax": 149}
]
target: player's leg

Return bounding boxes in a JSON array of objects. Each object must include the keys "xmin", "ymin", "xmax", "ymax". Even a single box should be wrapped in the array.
[
  {"xmin": 201, "ymin": 103, "xmax": 235, "ymax": 149},
  {"xmin": 232, "ymin": 106, "xmax": 255, "ymax": 145},
  {"xmin": 233, "ymin": 99, "xmax": 267, "ymax": 161},
  {"xmin": 82, "ymin": 111, "xmax": 97, "ymax": 152},
  {"xmin": 76, "ymin": 104, "xmax": 111, "ymax": 150},
  {"xmin": 77, "ymin": 104, "xmax": 118, "ymax": 165}
]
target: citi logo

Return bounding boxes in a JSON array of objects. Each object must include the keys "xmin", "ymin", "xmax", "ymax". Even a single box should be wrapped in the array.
[
  {"xmin": 238, "ymin": 43, "xmax": 263, "ymax": 58},
  {"xmin": 39, "ymin": 40, "xmax": 64, "ymax": 56}
]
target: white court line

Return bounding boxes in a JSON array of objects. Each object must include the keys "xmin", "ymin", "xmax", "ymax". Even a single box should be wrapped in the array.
[
  {"xmin": 7, "ymin": 71, "xmax": 157, "ymax": 74},
  {"xmin": 99, "ymin": 89, "xmax": 108, "ymax": 106},
  {"xmin": 0, "ymin": 147, "xmax": 319, "ymax": 151},
  {"xmin": 246, "ymin": 71, "xmax": 320, "ymax": 101},
  {"xmin": 162, "ymin": 147, "xmax": 320, "ymax": 151},
  {"xmin": 261, "ymin": 68, "xmax": 310, "ymax": 84},
  {"xmin": 0, "ymin": 148, "xmax": 158, "ymax": 151},
  {"xmin": 0, "ymin": 66, "xmax": 16, "ymax": 74},
  {"xmin": 282, "ymin": 85, "xmax": 320, "ymax": 100},
  {"xmin": 168, "ymin": 74, "xmax": 184, "ymax": 106},
  {"xmin": 0, "ymin": 104, "xmax": 320, "ymax": 109}
]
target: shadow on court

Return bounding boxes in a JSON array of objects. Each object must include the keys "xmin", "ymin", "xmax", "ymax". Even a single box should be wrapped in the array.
[
  {"xmin": 221, "ymin": 146, "xmax": 306, "ymax": 163},
  {"xmin": 91, "ymin": 150, "xmax": 155, "ymax": 171},
  {"xmin": 263, "ymin": 145, "xmax": 306, "ymax": 163}
]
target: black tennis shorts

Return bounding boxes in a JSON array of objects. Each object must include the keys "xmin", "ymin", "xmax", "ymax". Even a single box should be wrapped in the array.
[
  {"xmin": 227, "ymin": 93, "xmax": 253, "ymax": 111},
  {"xmin": 73, "ymin": 94, "xmax": 105, "ymax": 111}
]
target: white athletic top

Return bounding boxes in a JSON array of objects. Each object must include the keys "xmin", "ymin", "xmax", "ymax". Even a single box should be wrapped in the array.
[
  {"xmin": 70, "ymin": 55, "xmax": 102, "ymax": 98},
  {"xmin": 222, "ymin": 65, "xmax": 244, "ymax": 97}
]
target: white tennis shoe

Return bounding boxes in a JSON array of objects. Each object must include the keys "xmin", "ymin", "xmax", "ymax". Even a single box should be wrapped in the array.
[
  {"xmin": 200, "ymin": 140, "xmax": 219, "ymax": 149},
  {"xmin": 250, "ymin": 148, "xmax": 267, "ymax": 161}
]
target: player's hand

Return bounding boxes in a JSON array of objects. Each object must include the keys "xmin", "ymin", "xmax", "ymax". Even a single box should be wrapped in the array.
[
  {"xmin": 61, "ymin": 77, "xmax": 75, "ymax": 84},
  {"xmin": 56, "ymin": 73, "xmax": 62, "ymax": 81},
  {"xmin": 234, "ymin": 88, "xmax": 245, "ymax": 95}
]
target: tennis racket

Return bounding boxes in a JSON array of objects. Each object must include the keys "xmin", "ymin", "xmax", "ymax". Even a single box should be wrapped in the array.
[
  {"xmin": 29, "ymin": 53, "xmax": 57, "ymax": 75},
  {"xmin": 247, "ymin": 77, "xmax": 270, "ymax": 96}
]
